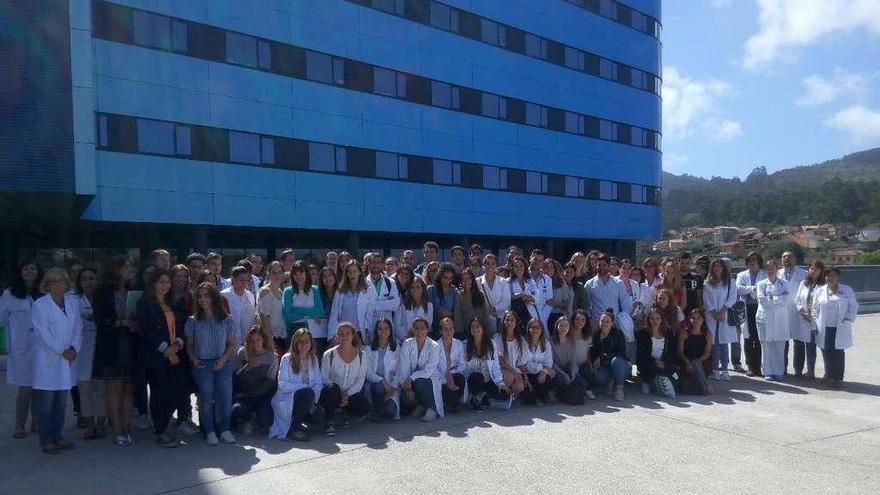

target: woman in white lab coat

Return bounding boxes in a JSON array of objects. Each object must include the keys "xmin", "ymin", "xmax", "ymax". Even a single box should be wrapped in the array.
[
  {"xmin": 31, "ymin": 268, "xmax": 82, "ymax": 454},
  {"xmin": 269, "ymin": 328, "xmax": 322, "ymax": 442},
  {"xmin": 464, "ymin": 318, "xmax": 511, "ymax": 411},
  {"xmin": 793, "ymin": 261, "xmax": 825, "ymax": 378},
  {"xmin": 492, "ymin": 311, "xmax": 529, "ymax": 395},
  {"xmin": 320, "ymin": 322, "xmax": 370, "ymax": 436},
  {"xmin": 522, "ymin": 317, "xmax": 555, "ymax": 405},
  {"xmin": 756, "ymin": 260, "xmax": 792, "ymax": 381},
  {"xmin": 508, "ymin": 257, "xmax": 543, "ymax": 335},
  {"xmin": 1, "ymin": 260, "xmax": 43, "ymax": 439},
  {"xmin": 436, "ymin": 317, "xmax": 466, "ymax": 413},
  {"xmin": 811, "ymin": 267, "xmax": 859, "ymax": 388},
  {"xmin": 327, "ymin": 261, "xmax": 372, "ymax": 345},
  {"xmin": 396, "ymin": 275, "xmax": 433, "ymax": 344},
  {"xmin": 363, "ymin": 318, "xmax": 400, "ymax": 421},
  {"xmin": 702, "ymin": 259, "xmax": 739, "ymax": 380},
  {"xmin": 398, "ymin": 317, "xmax": 443, "ymax": 421},
  {"xmin": 74, "ymin": 267, "xmax": 107, "ymax": 439}
]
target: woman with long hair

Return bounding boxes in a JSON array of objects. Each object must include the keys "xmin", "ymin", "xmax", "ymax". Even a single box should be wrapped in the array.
[
  {"xmin": 652, "ymin": 289, "xmax": 684, "ymax": 333},
  {"xmin": 315, "ymin": 266, "xmax": 338, "ymax": 357},
  {"xmin": 508, "ymin": 256, "xmax": 542, "ymax": 336},
  {"xmin": 328, "ymin": 261, "xmax": 371, "ymax": 344},
  {"xmin": 642, "ymin": 257, "xmax": 660, "ymax": 287},
  {"xmin": 282, "ymin": 261, "xmax": 324, "ymax": 340},
  {"xmin": 1, "ymin": 260, "xmax": 43, "ymax": 439},
  {"xmin": 702, "ymin": 259, "xmax": 738, "ymax": 381},
  {"xmin": 492, "ymin": 311, "xmax": 529, "ymax": 396},
  {"xmin": 654, "ymin": 260, "xmax": 686, "ymax": 311},
  {"xmin": 320, "ymin": 322, "xmax": 370, "ymax": 435},
  {"xmin": 363, "ymin": 318, "xmax": 400, "ymax": 421},
  {"xmin": 553, "ymin": 316, "xmax": 595, "ymax": 402},
  {"xmin": 677, "ymin": 309, "xmax": 714, "ymax": 395},
  {"xmin": 428, "ymin": 263, "xmax": 458, "ymax": 335},
  {"xmin": 436, "ymin": 317, "xmax": 466, "ymax": 413},
  {"xmin": 464, "ymin": 319, "xmax": 510, "ymax": 411},
  {"xmin": 398, "ymin": 317, "xmax": 443, "ymax": 421},
  {"xmin": 522, "ymin": 316, "xmax": 555, "ymax": 405},
  {"xmin": 396, "ymin": 275, "xmax": 433, "ymax": 344},
  {"xmin": 257, "ymin": 261, "xmax": 286, "ymax": 353},
  {"xmin": 74, "ymin": 267, "xmax": 107, "ymax": 440},
  {"xmin": 637, "ymin": 309, "xmax": 678, "ymax": 398},
  {"xmin": 545, "ymin": 259, "xmax": 572, "ymax": 332},
  {"xmin": 591, "ymin": 311, "xmax": 630, "ymax": 401},
  {"xmin": 231, "ymin": 325, "xmax": 279, "ymax": 435},
  {"xmin": 269, "ymin": 328, "xmax": 322, "ymax": 441},
  {"xmin": 453, "ymin": 268, "xmax": 493, "ymax": 339},
  {"xmin": 793, "ymin": 261, "xmax": 825, "ymax": 379}
]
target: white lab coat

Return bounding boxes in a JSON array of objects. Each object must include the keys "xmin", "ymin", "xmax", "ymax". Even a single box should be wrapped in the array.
[
  {"xmin": 509, "ymin": 278, "xmax": 545, "ymax": 336},
  {"xmin": 811, "ymin": 284, "xmax": 858, "ymax": 350},
  {"xmin": 362, "ymin": 345, "xmax": 401, "ymax": 419},
  {"xmin": 398, "ymin": 336, "xmax": 444, "ymax": 417},
  {"xmin": 75, "ymin": 294, "xmax": 98, "ymax": 381},
  {"xmin": 365, "ymin": 274, "xmax": 401, "ymax": 343},
  {"xmin": 0, "ymin": 289, "xmax": 36, "ymax": 386},
  {"xmin": 736, "ymin": 269, "xmax": 767, "ymax": 304},
  {"xmin": 756, "ymin": 278, "xmax": 792, "ymax": 342},
  {"xmin": 394, "ymin": 303, "xmax": 433, "ymax": 344},
  {"xmin": 462, "ymin": 342, "xmax": 504, "ymax": 403},
  {"xmin": 221, "ymin": 287, "xmax": 256, "ymax": 345},
  {"xmin": 269, "ymin": 354, "xmax": 322, "ymax": 439},
  {"xmin": 793, "ymin": 281, "xmax": 820, "ymax": 342},
  {"xmin": 321, "ymin": 346, "xmax": 367, "ymax": 397},
  {"xmin": 492, "ymin": 333, "xmax": 530, "ymax": 372},
  {"xmin": 436, "ymin": 337, "xmax": 466, "ymax": 378},
  {"xmin": 781, "ymin": 267, "xmax": 807, "ymax": 342},
  {"xmin": 524, "ymin": 341, "xmax": 554, "ymax": 374},
  {"xmin": 327, "ymin": 289, "xmax": 371, "ymax": 343},
  {"xmin": 477, "ymin": 274, "xmax": 511, "ymax": 319},
  {"xmin": 702, "ymin": 280, "xmax": 739, "ymax": 344},
  {"xmin": 31, "ymin": 293, "xmax": 82, "ymax": 391},
  {"xmin": 532, "ymin": 273, "xmax": 553, "ymax": 333}
]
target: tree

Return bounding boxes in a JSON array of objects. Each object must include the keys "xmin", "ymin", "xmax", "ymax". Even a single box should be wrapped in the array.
[
  {"xmin": 761, "ymin": 241, "xmax": 804, "ymax": 263},
  {"xmin": 857, "ymin": 250, "xmax": 880, "ymax": 265}
]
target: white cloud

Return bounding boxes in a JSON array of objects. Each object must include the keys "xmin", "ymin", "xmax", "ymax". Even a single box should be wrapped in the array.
[
  {"xmin": 825, "ymin": 105, "xmax": 880, "ymax": 142},
  {"xmin": 710, "ymin": 0, "xmax": 733, "ymax": 7},
  {"xmin": 662, "ymin": 67, "xmax": 742, "ymax": 141},
  {"xmin": 663, "ymin": 153, "xmax": 691, "ymax": 173},
  {"xmin": 795, "ymin": 68, "xmax": 878, "ymax": 107},
  {"xmin": 743, "ymin": 0, "xmax": 880, "ymax": 71}
]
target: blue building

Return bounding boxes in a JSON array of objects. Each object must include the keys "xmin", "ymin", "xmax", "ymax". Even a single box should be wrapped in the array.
[{"xmin": 1, "ymin": 0, "xmax": 661, "ymax": 263}]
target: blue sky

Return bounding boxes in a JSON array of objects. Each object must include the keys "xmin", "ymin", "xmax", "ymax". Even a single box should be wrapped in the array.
[{"xmin": 661, "ymin": 0, "xmax": 880, "ymax": 178}]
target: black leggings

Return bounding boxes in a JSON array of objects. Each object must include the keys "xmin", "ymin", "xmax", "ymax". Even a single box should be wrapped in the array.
[
  {"xmin": 466, "ymin": 373, "xmax": 507, "ymax": 401},
  {"xmin": 319, "ymin": 384, "xmax": 370, "ymax": 423},
  {"xmin": 744, "ymin": 303, "xmax": 762, "ymax": 373},
  {"xmin": 822, "ymin": 327, "xmax": 846, "ymax": 381},
  {"xmin": 522, "ymin": 373, "xmax": 555, "ymax": 404},
  {"xmin": 442, "ymin": 373, "xmax": 466, "ymax": 412}
]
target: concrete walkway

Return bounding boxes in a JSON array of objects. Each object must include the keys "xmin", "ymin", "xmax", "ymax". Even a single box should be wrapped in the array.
[{"xmin": 1, "ymin": 315, "xmax": 879, "ymax": 494}]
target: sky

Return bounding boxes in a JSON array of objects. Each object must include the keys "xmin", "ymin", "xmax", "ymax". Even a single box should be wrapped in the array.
[{"xmin": 661, "ymin": 0, "xmax": 880, "ymax": 178}]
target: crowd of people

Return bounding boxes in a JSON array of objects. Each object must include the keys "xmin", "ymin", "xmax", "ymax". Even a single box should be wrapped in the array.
[{"xmin": 0, "ymin": 243, "xmax": 860, "ymax": 454}]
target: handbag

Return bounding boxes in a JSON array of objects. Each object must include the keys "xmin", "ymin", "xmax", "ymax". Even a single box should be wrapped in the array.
[{"xmin": 726, "ymin": 282, "xmax": 746, "ymax": 327}]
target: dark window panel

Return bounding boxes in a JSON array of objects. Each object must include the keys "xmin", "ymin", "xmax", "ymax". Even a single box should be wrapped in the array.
[
  {"xmin": 546, "ymin": 108, "xmax": 565, "ymax": 131},
  {"xmin": 404, "ymin": 0, "xmax": 430, "ymax": 23},
  {"xmin": 92, "ymin": 0, "xmax": 134, "ymax": 44},
  {"xmin": 460, "ymin": 163, "xmax": 482, "ymax": 188},
  {"xmin": 585, "ymin": 53, "xmax": 600, "ymax": 76},
  {"xmin": 617, "ymin": 182, "xmax": 632, "ymax": 202},
  {"xmin": 505, "ymin": 99, "xmax": 525, "ymax": 124},
  {"xmin": 187, "ymin": 23, "xmax": 225, "ymax": 61},
  {"xmin": 272, "ymin": 44, "xmax": 306, "ymax": 78},
  {"xmin": 617, "ymin": 124, "xmax": 632, "ymax": 144},
  {"xmin": 457, "ymin": 10, "xmax": 481, "ymax": 39},
  {"xmin": 617, "ymin": 5, "xmax": 632, "ymax": 26},
  {"xmin": 344, "ymin": 60, "xmax": 374, "ymax": 92},
  {"xmin": 505, "ymin": 27, "xmax": 525, "ymax": 53},
  {"xmin": 506, "ymin": 169, "xmax": 526, "ymax": 193},
  {"xmin": 407, "ymin": 156, "xmax": 433, "ymax": 183},
  {"xmin": 617, "ymin": 64, "xmax": 632, "ymax": 85},
  {"xmin": 584, "ymin": 0, "xmax": 600, "ymax": 13},
  {"xmin": 584, "ymin": 179, "xmax": 600, "ymax": 199},
  {"xmin": 105, "ymin": 114, "xmax": 137, "ymax": 151},
  {"xmin": 545, "ymin": 40, "xmax": 565, "ymax": 65},
  {"xmin": 345, "ymin": 147, "xmax": 376, "ymax": 177},
  {"xmin": 458, "ymin": 87, "xmax": 481, "ymax": 115},
  {"xmin": 584, "ymin": 116, "xmax": 600, "ymax": 138},
  {"xmin": 405, "ymin": 74, "xmax": 432, "ymax": 105},
  {"xmin": 191, "ymin": 126, "xmax": 229, "ymax": 162},
  {"xmin": 274, "ymin": 137, "xmax": 307, "ymax": 170},
  {"xmin": 547, "ymin": 174, "xmax": 565, "ymax": 196},
  {"xmin": 645, "ymin": 131, "xmax": 656, "ymax": 150}
]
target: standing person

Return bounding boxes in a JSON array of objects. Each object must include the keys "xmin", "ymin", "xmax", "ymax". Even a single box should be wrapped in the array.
[
  {"xmin": 138, "ymin": 269, "xmax": 188, "ymax": 448},
  {"xmin": 492, "ymin": 312, "xmax": 530, "ymax": 397},
  {"xmin": 508, "ymin": 256, "xmax": 542, "ymax": 337},
  {"xmin": 522, "ymin": 317, "xmax": 555, "ymax": 405},
  {"xmin": 206, "ymin": 252, "xmax": 227, "ymax": 290},
  {"xmin": 423, "ymin": 262, "xmax": 440, "ymax": 293},
  {"xmin": 279, "ymin": 249, "xmax": 296, "ymax": 282},
  {"xmin": 365, "ymin": 254, "xmax": 401, "ymax": 345},
  {"xmin": 402, "ymin": 250, "xmax": 416, "ymax": 268},
  {"xmin": 393, "ymin": 265, "xmax": 414, "ymax": 302},
  {"xmin": 591, "ymin": 311, "xmax": 630, "ymax": 401},
  {"xmin": 328, "ymin": 261, "xmax": 371, "ymax": 344},
  {"xmin": 427, "ymin": 263, "xmax": 457, "ymax": 335},
  {"xmin": 436, "ymin": 317, "xmax": 466, "ymax": 413},
  {"xmin": 169, "ymin": 264, "xmax": 196, "ymax": 435},
  {"xmin": 453, "ymin": 269, "xmax": 494, "ymax": 340},
  {"xmin": 185, "ymin": 282, "xmax": 238, "ymax": 446},
  {"xmin": 811, "ymin": 267, "xmax": 858, "ymax": 389},
  {"xmin": 1, "ymin": 260, "xmax": 42, "ymax": 439},
  {"xmin": 150, "ymin": 249, "xmax": 172, "ymax": 271},
  {"xmin": 756, "ymin": 260, "xmax": 792, "ymax": 381},
  {"xmin": 415, "ymin": 241, "xmax": 439, "ymax": 275},
  {"xmin": 170, "ymin": 265, "xmax": 192, "ymax": 317},
  {"xmin": 563, "ymin": 263, "xmax": 589, "ymax": 315},
  {"xmin": 780, "ymin": 251, "xmax": 807, "ymax": 373},
  {"xmin": 315, "ymin": 267, "xmax": 338, "ymax": 358},
  {"xmin": 31, "ymin": 268, "xmax": 82, "ymax": 454},
  {"xmin": 463, "ymin": 319, "xmax": 510, "ymax": 411},
  {"xmin": 676, "ymin": 309, "xmax": 714, "ymax": 396},
  {"xmin": 552, "ymin": 315, "xmax": 594, "ymax": 402},
  {"xmin": 568, "ymin": 251, "xmax": 589, "ymax": 285},
  {"xmin": 257, "ymin": 261, "xmax": 286, "ymax": 353},
  {"xmin": 231, "ymin": 326, "xmax": 279, "ymax": 435},
  {"xmin": 528, "ymin": 250, "xmax": 553, "ymax": 335},
  {"xmin": 678, "ymin": 253, "xmax": 703, "ymax": 315},
  {"xmin": 655, "ymin": 260, "xmax": 687, "ymax": 311},
  {"xmin": 702, "ymin": 259, "xmax": 738, "ymax": 381},
  {"xmin": 477, "ymin": 254, "xmax": 511, "ymax": 333},
  {"xmin": 636, "ymin": 309, "xmax": 678, "ymax": 399},
  {"xmin": 363, "ymin": 319, "xmax": 400, "ymax": 421},
  {"xmin": 736, "ymin": 252, "xmax": 767, "ymax": 377},
  {"xmin": 282, "ymin": 261, "xmax": 325, "ymax": 343},
  {"xmin": 74, "ymin": 267, "xmax": 107, "ymax": 440},
  {"xmin": 269, "ymin": 328, "xmax": 322, "ymax": 442},
  {"xmin": 92, "ymin": 256, "xmax": 137, "ymax": 446},
  {"xmin": 325, "ymin": 251, "xmax": 339, "ymax": 275},
  {"xmin": 398, "ymin": 317, "xmax": 443, "ymax": 421},
  {"xmin": 320, "ymin": 323, "xmax": 369, "ymax": 436},
  {"xmin": 384, "ymin": 257, "xmax": 399, "ymax": 278},
  {"xmin": 642, "ymin": 258, "xmax": 661, "ymax": 287},
  {"xmin": 221, "ymin": 265, "xmax": 256, "ymax": 346},
  {"xmin": 450, "ymin": 245, "xmax": 468, "ymax": 275},
  {"xmin": 584, "ymin": 255, "xmax": 632, "ymax": 331},
  {"xmin": 545, "ymin": 259, "xmax": 572, "ymax": 332},
  {"xmin": 396, "ymin": 275, "xmax": 433, "ymax": 344},
  {"xmin": 185, "ymin": 253, "xmax": 208, "ymax": 287},
  {"xmin": 793, "ymin": 261, "xmax": 825, "ymax": 379},
  {"xmin": 336, "ymin": 251, "xmax": 352, "ymax": 280}
]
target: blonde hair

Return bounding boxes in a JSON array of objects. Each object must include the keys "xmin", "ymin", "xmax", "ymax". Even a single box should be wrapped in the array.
[{"xmin": 40, "ymin": 267, "xmax": 70, "ymax": 293}]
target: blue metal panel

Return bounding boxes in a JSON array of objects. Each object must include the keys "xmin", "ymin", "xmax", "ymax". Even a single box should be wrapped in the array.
[
  {"xmin": 95, "ymin": 186, "xmax": 214, "ymax": 224},
  {"xmin": 95, "ymin": 74, "xmax": 210, "ymax": 124},
  {"xmin": 94, "ymin": 41, "xmax": 211, "ymax": 92},
  {"xmin": 210, "ymin": 94, "xmax": 293, "ymax": 137}
]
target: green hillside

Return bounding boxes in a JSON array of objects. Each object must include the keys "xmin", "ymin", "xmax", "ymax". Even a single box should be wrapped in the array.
[{"xmin": 661, "ymin": 148, "xmax": 880, "ymax": 230}]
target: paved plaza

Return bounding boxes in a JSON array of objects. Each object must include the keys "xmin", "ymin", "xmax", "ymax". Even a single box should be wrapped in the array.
[{"xmin": 2, "ymin": 315, "xmax": 879, "ymax": 494}]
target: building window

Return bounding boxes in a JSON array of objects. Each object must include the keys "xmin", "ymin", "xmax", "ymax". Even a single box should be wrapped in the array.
[
  {"xmin": 564, "ymin": 112, "xmax": 584, "ymax": 134},
  {"xmin": 631, "ymin": 184, "xmax": 646, "ymax": 203},
  {"xmin": 524, "ymin": 34, "xmax": 547, "ymax": 59},
  {"xmin": 480, "ymin": 19, "xmax": 506, "ymax": 46},
  {"xmin": 429, "ymin": 2, "xmax": 459, "ymax": 31},
  {"xmin": 136, "ymin": 119, "xmax": 174, "ymax": 155},
  {"xmin": 98, "ymin": 115, "xmax": 109, "ymax": 147},
  {"xmin": 526, "ymin": 171, "xmax": 542, "ymax": 193},
  {"xmin": 226, "ymin": 32, "xmax": 257, "ymax": 67},
  {"xmin": 332, "ymin": 58, "xmax": 345, "ymax": 85},
  {"xmin": 258, "ymin": 40, "xmax": 272, "ymax": 69},
  {"xmin": 526, "ymin": 103, "xmax": 548, "ymax": 127},
  {"xmin": 631, "ymin": 127, "xmax": 645, "ymax": 146},
  {"xmin": 481, "ymin": 93, "xmax": 507, "ymax": 119},
  {"xmin": 133, "ymin": 11, "xmax": 170, "ymax": 50},
  {"xmin": 260, "ymin": 136, "xmax": 274, "ymax": 164},
  {"xmin": 483, "ymin": 165, "xmax": 500, "ymax": 189},
  {"xmin": 229, "ymin": 131, "xmax": 260, "ymax": 164},
  {"xmin": 600, "ymin": 59, "xmax": 618, "ymax": 80},
  {"xmin": 308, "ymin": 142, "xmax": 336, "ymax": 172},
  {"xmin": 373, "ymin": 0, "xmax": 404, "ymax": 15},
  {"xmin": 376, "ymin": 151, "xmax": 408, "ymax": 179},
  {"xmin": 374, "ymin": 67, "xmax": 406, "ymax": 97},
  {"xmin": 600, "ymin": 180, "xmax": 617, "ymax": 200},
  {"xmin": 175, "ymin": 126, "xmax": 191, "ymax": 155},
  {"xmin": 600, "ymin": 0, "xmax": 617, "ymax": 19},
  {"xmin": 432, "ymin": 159, "xmax": 461, "ymax": 184},
  {"xmin": 564, "ymin": 47, "xmax": 584, "ymax": 71},
  {"xmin": 306, "ymin": 51, "xmax": 332, "ymax": 83},
  {"xmin": 630, "ymin": 10, "xmax": 646, "ymax": 31},
  {"xmin": 431, "ymin": 81, "xmax": 460, "ymax": 109},
  {"xmin": 171, "ymin": 20, "xmax": 187, "ymax": 52},
  {"xmin": 600, "ymin": 120, "xmax": 618, "ymax": 141}
]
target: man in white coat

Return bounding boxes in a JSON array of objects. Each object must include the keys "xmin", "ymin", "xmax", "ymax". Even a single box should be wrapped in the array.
[
  {"xmin": 528, "ymin": 250, "xmax": 553, "ymax": 335},
  {"xmin": 365, "ymin": 254, "xmax": 401, "ymax": 344},
  {"xmin": 780, "ymin": 251, "xmax": 807, "ymax": 375},
  {"xmin": 735, "ymin": 252, "xmax": 767, "ymax": 376},
  {"xmin": 477, "ymin": 254, "xmax": 510, "ymax": 335}
]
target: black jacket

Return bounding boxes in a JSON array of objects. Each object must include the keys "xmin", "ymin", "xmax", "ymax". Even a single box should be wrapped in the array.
[
  {"xmin": 636, "ymin": 329, "xmax": 678, "ymax": 380},
  {"xmin": 590, "ymin": 327, "xmax": 628, "ymax": 366},
  {"xmin": 137, "ymin": 298, "xmax": 185, "ymax": 369},
  {"xmin": 92, "ymin": 284, "xmax": 133, "ymax": 378}
]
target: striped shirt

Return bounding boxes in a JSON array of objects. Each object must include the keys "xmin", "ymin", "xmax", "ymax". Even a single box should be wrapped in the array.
[{"xmin": 184, "ymin": 315, "xmax": 235, "ymax": 360}]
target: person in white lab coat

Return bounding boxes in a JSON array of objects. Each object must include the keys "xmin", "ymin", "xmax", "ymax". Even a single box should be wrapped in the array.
[
  {"xmin": 736, "ymin": 252, "xmax": 767, "ymax": 376},
  {"xmin": 436, "ymin": 317, "xmax": 466, "ymax": 413},
  {"xmin": 269, "ymin": 328, "xmax": 322, "ymax": 442},
  {"xmin": 522, "ymin": 317, "xmax": 555, "ymax": 405},
  {"xmin": 508, "ymin": 256, "xmax": 543, "ymax": 337},
  {"xmin": 398, "ymin": 317, "xmax": 443, "ymax": 421},
  {"xmin": 702, "ymin": 259, "xmax": 739, "ymax": 380},
  {"xmin": 756, "ymin": 260, "xmax": 792, "ymax": 380},
  {"xmin": 1, "ymin": 260, "xmax": 42, "ymax": 439},
  {"xmin": 327, "ymin": 261, "xmax": 371, "ymax": 345},
  {"xmin": 395, "ymin": 275, "xmax": 433, "ymax": 344},
  {"xmin": 320, "ymin": 322, "xmax": 369, "ymax": 436},
  {"xmin": 477, "ymin": 254, "xmax": 511, "ymax": 333},
  {"xmin": 464, "ymin": 318, "xmax": 511, "ymax": 411},
  {"xmin": 363, "ymin": 318, "xmax": 400, "ymax": 421},
  {"xmin": 811, "ymin": 267, "xmax": 859, "ymax": 388},
  {"xmin": 73, "ymin": 267, "xmax": 107, "ymax": 439},
  {"xmin": 529, "ymin": 250, "xmax": 554, "ymax": 337},
  {"xmin": 492, "ymin": 312, "xmax": 530, "ymax": 395},
  {"xmin": 793, "ymin": 261, "xmax": 825, "ymax": 378},
  {"xmin": 780, "ymin": 251, "xmax": 807, "ymax": 374},
  {"xmin": 31, "ymin": 268, "xmax": 82, "ymax": 454},
  {"xmin": 365, "ymin": 254, "xmax": 401, "ymax": 346}
]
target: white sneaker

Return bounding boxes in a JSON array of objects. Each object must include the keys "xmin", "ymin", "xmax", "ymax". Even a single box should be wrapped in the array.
[
  {"xmin": 205, "ymin": 432, "xmax": 219, "ymax": 446},
  {"xmin": 421, "ymin": 409, "xmax": 438, "ymax": 422},
  {"xmin": 721, "ymin": 371, "xmax": 732, "ymax": 381},
  {"xmin": 585, "ymin": 390, "xmax": 596, "ymax": 400},
  {"xmin": 136, "ymin": 414, "xmax": 152, "ymax": 431},
  {"xmin": 710, "ymin": 371, "xmax": 722, "ymax": 381},
  {"xmin": 641, "ymin": 383, "xmax": 651, "ymax": 394},
  {"xmin": 219, "ymin": 430, "xmax": 236, "ymax": 444}
]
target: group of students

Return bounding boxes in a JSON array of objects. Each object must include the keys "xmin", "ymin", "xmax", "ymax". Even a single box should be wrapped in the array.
[{"xmin": 0, "ymin": 243, "xmax": 858, "ymax": 453}]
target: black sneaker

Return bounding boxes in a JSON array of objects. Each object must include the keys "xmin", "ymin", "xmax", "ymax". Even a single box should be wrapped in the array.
[{"xmin": 324, "ymin": 424, "xmax": 336, "ymax": 437}]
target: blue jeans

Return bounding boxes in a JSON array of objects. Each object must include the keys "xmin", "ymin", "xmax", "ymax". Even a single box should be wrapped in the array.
[
  {"xmin": 712, "ymin": 329, "xmax": 730, "ymax": 371},
  {"xmin": 34, "ymin": 389, "xmax": 66, "ymax": 447},
  {"xmin": 192, "ymin": 358, "xmax": 234, "ymax": 434},
  {"xmin": 369, "ymin": 381, "xmax": 398, "ymax": 417},
  {"xmin": 594, "ymin": 357, "xmax": 630, "ymax": 388}
]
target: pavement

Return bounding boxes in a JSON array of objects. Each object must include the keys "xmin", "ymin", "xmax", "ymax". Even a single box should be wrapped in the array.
[{"xmin": 1, "ymin": 315, "xmax": 879, "ymax": 495}]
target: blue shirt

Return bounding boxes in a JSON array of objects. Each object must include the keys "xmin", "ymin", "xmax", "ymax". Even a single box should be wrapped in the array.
[
  {"xmin": 584, "ymin": 275, "xmax": 632, "ymax": 320},
  {"xmin": 427, "ymin": 285, "xmax": 456, "ymax": 313},
  {"xmin": 339, "ymin": 291, "xmax": 360, "ymax": 331}
]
